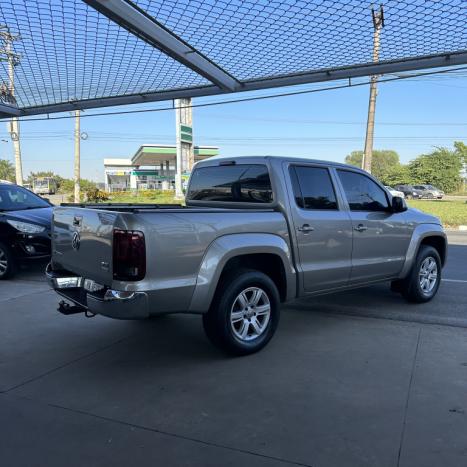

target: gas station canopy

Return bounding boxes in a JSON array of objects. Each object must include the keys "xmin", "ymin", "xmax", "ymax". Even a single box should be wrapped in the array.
[
  {"xmin": 131, "ymin": 144, "xmax": 219, "ymax": 166},
  {"xmin": 0, "ymin": 0, "xmax": 466, "ymax": 118}
]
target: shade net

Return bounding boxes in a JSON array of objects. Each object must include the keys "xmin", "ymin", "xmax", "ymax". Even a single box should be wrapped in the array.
[{"xmin": 0, "ymin": 0, "xmax": 465, "ymax": 113}]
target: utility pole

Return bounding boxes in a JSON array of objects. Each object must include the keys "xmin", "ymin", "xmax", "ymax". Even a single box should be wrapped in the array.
[
  {"xmin": 74, "ymin": 110, "xmax": 80, "ymax": 203},
  {"xmin": 362, "ymin": 5, "xmax": 384, "ymax": 174},
  {"xmin": 174, "ymin": 97, "xmax": 194, "ymax": 200},
  {"xmin": 0, "ymin": 28, "xmax": 22, "ymax": 185}
]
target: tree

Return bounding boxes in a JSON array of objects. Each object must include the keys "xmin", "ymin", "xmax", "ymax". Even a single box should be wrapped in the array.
[
  {"xmin": 58, "ymin": 177, "xmax": 96, "ymax": 193},
  {"xmin": 381, "ymin": 164, "xmax": 411, "ymax": 187},
  {"xmin": 454, "ymin": 141, "xmax": 467, "ymax": 161},
  {"xmin": 0, "ymin": 159, "xmax": 15, "ymax": 182},
  {"xmin": 345, "ymin": 150, "xmax": 401, "ymax": 183},
  {"xmin": 408, "ymin": 146, "xmax": 463, "ymax": 193},
  {"xmin": 454, "ymin": 141, "xmax": 467, "ymax": 193}
]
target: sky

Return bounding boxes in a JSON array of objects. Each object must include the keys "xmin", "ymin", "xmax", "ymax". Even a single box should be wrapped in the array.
[{"xmin": 1, "ymin": 69, "xmax": 466, "ymax": 182}]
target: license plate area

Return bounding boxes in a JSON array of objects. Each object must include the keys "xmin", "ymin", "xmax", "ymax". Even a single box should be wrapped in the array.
[{"xmin": 83, "ymin": 279, "xmax": 105, "ymax": 293}]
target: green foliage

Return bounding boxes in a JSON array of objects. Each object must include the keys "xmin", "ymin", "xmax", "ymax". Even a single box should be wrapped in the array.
[
  {"xmin": 27, "ymin": 171, "xmax": 56, "ymax": 181},
  {"xmin": 408, "ymin": 199, "xmax": 467, "ymax": 228},
  {"xmin": 85, "ymin": 187, "xmax": 109, "ymax": 202},
  {"xmin": 108, "ymin": 190, "xmax": 178, "ymax": 204},
  {"xmin": 0, "ymin": 159, "xmax": 15, "ymax": 182},
  {"xmin": 345, "ymin": 150, "xmax": 401, "ymax": 183},
  {"xmin": 345, "ymin": 142, "xmax": 467, "ymax": 193},
  {"xmin": 454, "ymin": 141, "xmax": 467, "ymax": 163},
  {"xmin": 381, "ymin": 164, "xmax": 411, "ymax": 186},
  {"xmin": 408, "ymin": 146, "xmax": 463, "ymax": 193},
  {"xmin": 58, "ymin": 177, "xmax": 97, "ymax": 194}
]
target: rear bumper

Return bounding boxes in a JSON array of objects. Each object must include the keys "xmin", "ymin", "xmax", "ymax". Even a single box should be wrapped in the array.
[{"xmin": 46, "ymin": 264, "xmax": 149, "ymax": 319}]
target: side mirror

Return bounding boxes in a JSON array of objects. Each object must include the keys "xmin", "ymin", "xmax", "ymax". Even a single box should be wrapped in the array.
[{"xmin": 391, "ymin": 196, "xmax": 407, "ymax": 213}]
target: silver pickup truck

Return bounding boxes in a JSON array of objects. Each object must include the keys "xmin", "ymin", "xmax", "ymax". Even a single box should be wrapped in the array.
[{"xmin": 47, "ymin": 156, "xmax": 446, "ymax": 355}]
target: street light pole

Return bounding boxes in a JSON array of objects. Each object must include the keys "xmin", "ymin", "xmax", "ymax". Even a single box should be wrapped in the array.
[
  {"xmin": 0, "ymin": 28, "xmax": 23, "ymax": 185},
  {"xmin": 362, "ymin": 5, "xmax": 384, "ymax": 174},
  {"xmin": 74, "ymin": 110, "xmax": 80, "ymax": 203},
  {"xmin": 174, "ymin": 97, "xmax": 193, "ymax": 200},
  {"xmin": 175, "ymin": 102, "xmax": 183, "ymax": 199}
]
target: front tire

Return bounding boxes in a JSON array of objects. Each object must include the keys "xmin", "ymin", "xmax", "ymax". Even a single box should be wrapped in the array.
[
  {"xmin": 401, "ymin": 245, "xmax": 441, "ymax": 303},
  {"xmin": 203, "ymin": 269, "xmax": 280, "ymax": 355},
  {"xmin": 0, "ymin": 242, "xmax": 17, "ymax": 280}
]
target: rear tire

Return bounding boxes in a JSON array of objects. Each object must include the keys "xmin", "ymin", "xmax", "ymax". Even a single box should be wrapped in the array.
[
  {"xmin": 400, "ymin": 245, "xmax": 441, "ymax": 303},
  {"xmin": 203, "ymin": 269, "xmax": 280, "ymax": 356},
  {"xmin": 0, "ymin": 242, "xmax": 17, "ymax": 280}
]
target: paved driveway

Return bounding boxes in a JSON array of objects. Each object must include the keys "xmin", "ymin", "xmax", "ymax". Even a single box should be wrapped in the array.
[{"xmin": 1, "ymin": 233, "xmax": 466, "ymax": 467}]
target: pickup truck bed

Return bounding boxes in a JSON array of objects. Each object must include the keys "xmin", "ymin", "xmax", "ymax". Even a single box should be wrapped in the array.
[{"xmin": 50, "ymin": 203, "xmax": 293, "ymax": 319}]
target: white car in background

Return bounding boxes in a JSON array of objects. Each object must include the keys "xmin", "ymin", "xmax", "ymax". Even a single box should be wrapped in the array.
[{"xmin": 385, "ymin": 186, "xmax": 405, "ymax": 199}]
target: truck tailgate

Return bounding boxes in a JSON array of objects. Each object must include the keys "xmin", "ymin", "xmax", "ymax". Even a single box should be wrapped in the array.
[{"xmin": 52, "ymin": 207, "xmax": 117, "ymax": 285}]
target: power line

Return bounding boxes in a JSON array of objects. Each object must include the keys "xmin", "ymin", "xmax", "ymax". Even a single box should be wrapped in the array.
[
  {"xmin": 8, "ymin": 135, "xmax": 466, "ymax": 143},
  {"xmin": 7, "ymin": 65, "xmax": 467, "ymax": 123}
]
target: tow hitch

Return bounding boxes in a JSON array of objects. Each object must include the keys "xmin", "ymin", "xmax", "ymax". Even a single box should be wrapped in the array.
[{"xmin": 58, "ymin": 300, "xmax": 87, "ymax": 316}]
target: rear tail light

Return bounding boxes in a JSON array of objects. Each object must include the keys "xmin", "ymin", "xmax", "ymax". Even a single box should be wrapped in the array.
[{"xmin": 113, "ymin": 229, "xmax": 146, "ymax": 281}]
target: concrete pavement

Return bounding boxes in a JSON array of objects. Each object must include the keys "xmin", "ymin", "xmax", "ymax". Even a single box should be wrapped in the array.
[{"xmin": 0, "ymin": 234, "xmax": 466, "ymax": 467}]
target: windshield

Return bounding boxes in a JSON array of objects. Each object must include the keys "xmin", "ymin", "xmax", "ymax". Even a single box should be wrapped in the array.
[
  {"xmin": 0, "ymin": 185, "xmax": 50, "ymax": 211},
  {"xmin": 34, "ymin": 180, "xmax": 49, "ymax": 188}
]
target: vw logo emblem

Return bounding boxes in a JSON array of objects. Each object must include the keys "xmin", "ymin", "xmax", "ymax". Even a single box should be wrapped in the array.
[{"xmin": 72, "ymin": 231, "xmax": 81, "ymax": 251}]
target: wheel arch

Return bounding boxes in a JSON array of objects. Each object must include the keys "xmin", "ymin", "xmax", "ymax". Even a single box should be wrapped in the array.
[
  {"xmin": 419, "ymin": 235, "xmax": 447, "ymax": 266},
  {"xmin": 399, "ymin": 224, "xmax": 447, "ymax": 278},
  {"xmin": 188, "ymin": 233, "xmax": 296, "ymax": 313}
]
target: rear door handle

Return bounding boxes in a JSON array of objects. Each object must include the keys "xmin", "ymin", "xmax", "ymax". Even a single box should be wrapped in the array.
[
  {"xmin": 354, "ymin": 224, "xmax": 368, "ymax": 232},
  {"xmin": 297, "ymin": 224, "xmax": 314, "ymax": 233}
]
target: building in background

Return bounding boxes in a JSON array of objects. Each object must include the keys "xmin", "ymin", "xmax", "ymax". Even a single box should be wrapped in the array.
[{"xmin": 104, "ymin": 144, "xmax": 219, "ymax": 192}]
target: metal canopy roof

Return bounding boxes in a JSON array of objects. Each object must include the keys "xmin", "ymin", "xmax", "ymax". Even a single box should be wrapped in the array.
[{"xmin": 0, "ymin": 0, "xmax": 466, "ymax": 118}]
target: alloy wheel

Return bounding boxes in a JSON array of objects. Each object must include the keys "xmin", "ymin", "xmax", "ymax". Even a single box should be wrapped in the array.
[
  {"xmin": 419, "ymin": 256, "xmax": 438, "ymax": 294},
  {"xmin": 230, "ymin": 287, "xmax": 271, "ymax": 341}
]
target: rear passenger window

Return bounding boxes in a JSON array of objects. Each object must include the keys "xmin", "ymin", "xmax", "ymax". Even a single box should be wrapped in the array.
[
  {"xmin": 290, "ymin": 166, "xmax": 338, "ymax": 210},
  {"xmin": 337, "ymin": 170, "xmax": 389, "ymax": 211},
  {"xmin": 187, "ymin": 164, "xmax": 272, "ymax": 203}
]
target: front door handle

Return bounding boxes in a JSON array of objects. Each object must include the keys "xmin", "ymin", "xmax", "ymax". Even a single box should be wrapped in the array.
[
  {"xmin": 354, "ymin": 224, "xmax": 368, "ymax": 232},
  {"xmin": 297, "ymin": 224, "xmax": 314, "ymax": 233}
]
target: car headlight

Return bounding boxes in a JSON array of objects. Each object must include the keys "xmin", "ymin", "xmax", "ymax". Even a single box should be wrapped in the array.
[{"xmin": 7, "ymin": 220, "xmax": 46, "ymax": 233}]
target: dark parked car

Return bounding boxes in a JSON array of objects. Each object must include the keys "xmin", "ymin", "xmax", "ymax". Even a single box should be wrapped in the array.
[
  {"xmin": 394, "ymin": 185, "xmax": 423, "ymax": 199},
  {"xmin": 0, "ymin": 182, "xmax": 52, "ymax": 279}
]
